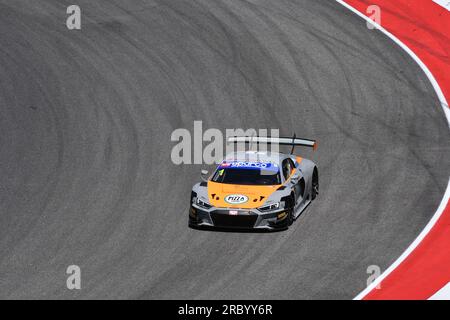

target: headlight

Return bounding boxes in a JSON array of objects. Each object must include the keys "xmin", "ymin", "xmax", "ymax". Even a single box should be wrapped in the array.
[
  {"xmin": 196, "ymin": 197, "xmax": 212, "ymax": 209},
  {"xmin": 258, "ymin": 202, "xmax": 281, "ymax": 212}
]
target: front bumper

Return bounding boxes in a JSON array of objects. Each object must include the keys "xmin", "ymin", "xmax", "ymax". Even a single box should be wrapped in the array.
[{"xmin": 189, "ymin": 204, "xmax": 288, "ymax": 230}]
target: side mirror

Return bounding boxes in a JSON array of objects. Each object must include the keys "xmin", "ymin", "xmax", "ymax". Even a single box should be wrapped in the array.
[{"xmin": 201, "ymin": 169, "xmax": 209, "ymax": 182}]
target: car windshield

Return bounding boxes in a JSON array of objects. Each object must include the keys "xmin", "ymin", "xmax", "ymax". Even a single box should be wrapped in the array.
[{"xmin": 211, "ymin": 162, "xmax": 281, "ymax": 185}]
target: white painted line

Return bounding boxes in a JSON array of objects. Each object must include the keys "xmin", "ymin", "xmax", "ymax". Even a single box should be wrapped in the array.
[
  {"xmin": 334, "ymin": 0, "xmax": 450, "ymax": 300},
  {"xmin": 433, "ymin": 0, "xmax": 450, "ymax": 11},
  {"xmin": 429, "ymin": 282, "xmax": 450, "ymax": 300}
]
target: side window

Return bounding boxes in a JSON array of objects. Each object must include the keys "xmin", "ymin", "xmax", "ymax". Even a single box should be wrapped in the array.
[
  {"xmin": 287, "ymin": 159, "xmax": 295, "ymax": 174},
  {"xmin": 281, "ymin": 159, "xmax": 290, "ymax": 181},
  {"xmin": 282, "ymin": 158, "xmax": 295, "ymax": 181}
]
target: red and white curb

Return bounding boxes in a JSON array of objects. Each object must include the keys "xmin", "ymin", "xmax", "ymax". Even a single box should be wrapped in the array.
[
  {"xmin": 336, "ymin": 0, "xmax": 450, "ymax": 300},
  {"xmin": 430, "ymin": 282, "xmax": 450, "ymax": 300},
  {"xmin": 433, "ymin": 0, "xmax": 450, "ymax": 11}
]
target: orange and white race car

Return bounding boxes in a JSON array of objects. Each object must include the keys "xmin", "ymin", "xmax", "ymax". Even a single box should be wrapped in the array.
[{"xmin": 189, "ymin": 136, "xmax": 318, "ymax": 230}]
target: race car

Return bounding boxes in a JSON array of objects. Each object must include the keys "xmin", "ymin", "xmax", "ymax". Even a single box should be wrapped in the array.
[{"xmin": 189, "ymin": 136, "xmax": 319, "ymax": 230}]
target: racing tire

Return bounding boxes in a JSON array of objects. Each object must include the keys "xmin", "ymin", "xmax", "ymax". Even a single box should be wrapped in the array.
[
  {"xmin": 311, "ymin": 168, "xmax": 319, "ymax": 201},
  {"xmin": 287, "ymin": 207, "xmax": 294, "ymax": 226}
]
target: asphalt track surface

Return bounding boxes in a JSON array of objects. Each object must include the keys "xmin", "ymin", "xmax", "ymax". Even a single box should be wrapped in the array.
[{"xmin": 0, "ymin": 0, "xmax": 449, "ymax": 299}]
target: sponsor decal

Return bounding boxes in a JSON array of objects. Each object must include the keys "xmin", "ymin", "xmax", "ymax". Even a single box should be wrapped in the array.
[
  {"xmin": 219, "ymin": 161, "xmax": 278, "ymax": 171},
  {"xmin": 224, "ymin": 194, "xmax": 249, "ymax": 204}
]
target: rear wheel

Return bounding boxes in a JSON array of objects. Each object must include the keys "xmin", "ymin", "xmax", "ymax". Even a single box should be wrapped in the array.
[{"xmin": 311, "ymin": 168, "xmax": 319, "ymax": 200}]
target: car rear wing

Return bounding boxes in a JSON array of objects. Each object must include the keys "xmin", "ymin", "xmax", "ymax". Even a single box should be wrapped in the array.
[{"xmin": 227, "ymin": 134, "xmax": 317, "ymax": 153}]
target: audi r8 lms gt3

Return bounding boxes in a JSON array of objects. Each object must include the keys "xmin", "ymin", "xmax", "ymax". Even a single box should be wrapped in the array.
[{"xmin": 189, "ymin": 136, "xmax": 319, "ymax": 230}]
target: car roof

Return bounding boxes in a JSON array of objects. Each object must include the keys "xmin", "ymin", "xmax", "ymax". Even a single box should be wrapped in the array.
[{"xmin": 223, "ymin": 151, "xmax": 292, "ymax": 167}]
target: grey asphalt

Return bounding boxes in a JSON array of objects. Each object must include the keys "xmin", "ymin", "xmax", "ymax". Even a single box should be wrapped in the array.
[{"xmin": 0, "ymin": 0, "xmax": 449, "ymax": 299}]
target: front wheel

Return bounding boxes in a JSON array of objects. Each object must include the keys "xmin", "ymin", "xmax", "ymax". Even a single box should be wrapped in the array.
[{"xmin": 287, "ymin": 207, "xmax": 294, "ymax": 226}]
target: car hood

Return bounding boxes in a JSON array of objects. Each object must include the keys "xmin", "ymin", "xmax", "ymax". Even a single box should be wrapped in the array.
[{"xmin": 207, "ymin": 181, "xmax": 281, "ymax": 209}]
